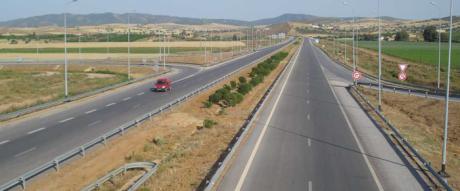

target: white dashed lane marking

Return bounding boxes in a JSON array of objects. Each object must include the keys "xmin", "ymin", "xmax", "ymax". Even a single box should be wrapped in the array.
[
  {"xmin": 27, "ymin": 127, "xmax": 46, "ymax": 135},
  {"xmin": 85, "ymin": 109, "xmax": 97, "ymax": 114},
  {"xmin": 0, "ymin": 140, "xmax": 10, "ymax": 146},
  {"xmin": 59, "ymin": 117, "xmax": 74, "ymax": 123},
  {"xmin": 137, "ymin": 92, "xmax": 145, "ymax": 96},
  {"xmin": 106, "ymin": 103, "xmax": 116, "ymax": 107},
  {"xmin": 122, "ymin": 97, "xmax": 131, "ymax": 101}
]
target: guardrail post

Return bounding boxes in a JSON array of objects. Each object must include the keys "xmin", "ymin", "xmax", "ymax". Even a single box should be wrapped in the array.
[
  {"xmin": 135, "ymin": 120, "xmax": 139, "ymax": 127},
  {"xmin": 408, "ymin": 89, "xmax": 411, "ymax": 95},
  {"xmin": 102, "ymin": 136, "xmax": 107, "ymax": 146},
  {"xmin": 80, "ymin": 146, "xmax": 86, "ymax": 157},
  {"xmin": 393, "ymin": 88, "xmax": 396, "ymax": 93},
  {"xmin": 120, "ymin": 127, "xmax": 125, "ymax": 135},
  {"xmin": 20, "ymin": 177, "xmax": 26, "ymax": 190},
  {"xmin": 425, "ymin": 92, "xmax": 428, "ymax": 98},
  {"xmin": 149, "ymin": 113, "xmax": 152, "ymax": 120},
  {"xmin": 54, "ymin": 159, "xmax": 60, "ymax": 171}
]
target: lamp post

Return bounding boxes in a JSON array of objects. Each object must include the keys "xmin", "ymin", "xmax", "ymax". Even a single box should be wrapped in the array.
[
  {"xmin": 63, "ymin": 0, "xmax": 78, "ymax": 97},
  {"xmin": 343, "ymin": 1, "xmax": 357, "ymax": 84},
  {"xmin": 127, "ymin": 12, "xmax": 132, "ymax": 80},
  {"xmin": 377, "ymin": 0, "xmax": 383, "ymax": 111},
  {"xmin": 439, "ymin": 0, "xmax": 454, "ymax": 178},
  {"xmin": 430, "ymin": 1, "xmax": 442, "ymax": 90}
]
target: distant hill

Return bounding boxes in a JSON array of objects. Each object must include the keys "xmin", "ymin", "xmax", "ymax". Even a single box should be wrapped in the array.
[{"xmin": 0, "ymin": 12, "xmax": 408, "ymax": 28}]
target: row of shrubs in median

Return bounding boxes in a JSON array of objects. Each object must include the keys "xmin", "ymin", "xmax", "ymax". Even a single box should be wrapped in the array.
[{"xmin": 204, "ymin": 51, "xmax": 289, "ymax": 108}]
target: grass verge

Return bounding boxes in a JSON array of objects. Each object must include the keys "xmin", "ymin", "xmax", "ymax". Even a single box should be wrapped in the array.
[{"xmin": 357, "ymin": 86, "xmax": 460, "ymax": 189}]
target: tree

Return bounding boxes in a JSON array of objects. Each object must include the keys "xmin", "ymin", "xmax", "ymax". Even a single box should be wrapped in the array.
[
  {"xmin": 395, "ymin": 30, "xmax": 409, "ymax": 41},
  {"xmin": 423, "ymin": 26, "xmax": 437, "ymax": 42}
]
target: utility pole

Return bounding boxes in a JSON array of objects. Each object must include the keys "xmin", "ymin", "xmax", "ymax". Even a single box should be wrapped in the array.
[
  {"xmin": 64, "ymin": 11, "xmax": 69, "ymax": 97},
  {"xmin": 439, "ymin": 0, "xmax": 454, "ymax": 178},
  {"xmin": 78, "ymin": 34, "xmax": 82, "ymax": 64}
]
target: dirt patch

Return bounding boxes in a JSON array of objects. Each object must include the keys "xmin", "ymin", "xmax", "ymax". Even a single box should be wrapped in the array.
[
  {"xmin": 358, "ymin": 87, "xmax": 460, "ymax": 189},
  {"xmin": 26, "ymin": 43, "xmax": 299, "ymax": 191},
  {"xmin": 86, "ymin": 73, "xmax": 114, "ymax": 79}
]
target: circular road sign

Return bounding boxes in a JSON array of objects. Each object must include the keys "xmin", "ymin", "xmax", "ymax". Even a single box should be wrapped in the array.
[
  {"xmin": 352, "ymin": 71, "xmax": 362, "ymax": 81},
  {"xmin": 398, "ymin": 72, "xmax": 407, "ymax": 81}
]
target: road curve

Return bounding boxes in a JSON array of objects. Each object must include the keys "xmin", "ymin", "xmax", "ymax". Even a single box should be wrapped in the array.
[{"xmin": 0, "ymin": 39, "xmax": 293, "ymax": 185}]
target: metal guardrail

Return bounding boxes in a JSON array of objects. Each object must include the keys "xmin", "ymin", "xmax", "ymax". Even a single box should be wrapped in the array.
[
  {"xmin": 0, "ymin": 39, "xmax": 294, "ymax": 191},
  {"xmin": 349, "ymin": 85, "xmax": 453, "ymax": 191},
  {"xmin": 198, "ymin": 40, "xmax": 302, "ymax": 191},
  {"xmin": 358, "ymin": 82, "xmax": 460, "ymax": 100},
  {"xmin": 0, "ymin": 70, "xmax": 170, "ymax": 122},
  {"xmin": 81, "ymin": 162, "xmax": 157, "ymax": 191}
]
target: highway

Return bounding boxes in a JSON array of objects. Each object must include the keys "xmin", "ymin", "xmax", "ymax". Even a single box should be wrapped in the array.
[
  {"xmin": 0, "ymin": 39, "xmax": 292, "ymax": 185},
  {"xmin": 217, "ymin": 39, "xmax": 427, "ymax": 191}
]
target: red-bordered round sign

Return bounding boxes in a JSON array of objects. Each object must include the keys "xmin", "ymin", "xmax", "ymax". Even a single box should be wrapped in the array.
[
  {"xmin": 398, "ymin": 72, "xmax": 407, "ymax": 81},
  {"xmin": 352, "ymin": 70, "xmax": 362, "ymax": 80}
]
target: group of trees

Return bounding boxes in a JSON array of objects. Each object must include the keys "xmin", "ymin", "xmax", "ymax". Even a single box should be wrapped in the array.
[
  {"xmin": 206, "ymin": 51, "xmax": 289, "ymax": 108},
  {"xmin": 423, "ymin": 26, "xmax": 449, "ymax": 42}
]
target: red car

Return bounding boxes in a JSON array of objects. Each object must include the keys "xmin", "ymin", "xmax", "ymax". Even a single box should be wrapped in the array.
[{"xmin": 151, "ymin": 78, "xmax": 172, "ymax": 92}]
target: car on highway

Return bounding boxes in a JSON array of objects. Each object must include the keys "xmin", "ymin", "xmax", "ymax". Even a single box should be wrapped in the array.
[{"xmin": 151, "ymin": 78, "xmax": 172, "ymax": 92}]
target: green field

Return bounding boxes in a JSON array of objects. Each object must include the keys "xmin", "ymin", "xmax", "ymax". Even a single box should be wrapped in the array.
[
  {"xmin": 0, "ymin": 47, "xmax": 232, "ymax": 54},
  {"xmin": 357, "ymin": 41, "xmax": 460, "ymax": 69}
]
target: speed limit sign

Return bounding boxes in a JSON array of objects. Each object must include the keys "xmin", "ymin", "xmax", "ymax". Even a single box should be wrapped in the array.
[{"xmin": 352, "ymin": 70, "xmax": 362, "ymax": 81}]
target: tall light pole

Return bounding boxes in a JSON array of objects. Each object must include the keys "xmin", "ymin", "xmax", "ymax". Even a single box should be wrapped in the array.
[
  {"xmin": 64, "ymin": 0, "xmax": 78, "ymax": 97},
  {"xmin": 343, "ymin": 1, "xmax": 356, "ymax": 84},
  {"xmin": 440, "ymin": 0, "xmax": 454, "ymax": 178},
  {"xmin": 430, "ymin": 1, "xmax": 442, "ymax": 90},
  {"xmin": 127, "ymin": 12, "xmax": 132, "ymax": 80},
  {"xmin": 377, "ymin": 0, "xmax": 383, "ymax": 111}
]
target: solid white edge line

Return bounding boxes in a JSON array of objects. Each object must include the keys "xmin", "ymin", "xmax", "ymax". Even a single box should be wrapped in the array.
[
  {"xmin": 27, "ymin": 127, "xmax": 46, "ymax": 135},
  {"xmin": 234, "ymin": 40, "xmax": 302, "ymax": 191},
  {"xmin": 14, "ymin": 147, "xmax": 36, "ymax": 158},
  {"xmin": 88, "ymin": 120, "xmax": 102, "ymax": 127},
  {"xmin": 311, "ymin": 39, "xmax": 384, "ymax": 191}
]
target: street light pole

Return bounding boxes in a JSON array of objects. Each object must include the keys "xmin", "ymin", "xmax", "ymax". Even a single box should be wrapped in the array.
[
  {"xmin": 430, "ymin": 1, "xmax": 442, "ymax": 90},
  {"xmin": 127, "ymin": 12, "xmax": 132, "ymax": 80},
  {"xmin": 343, "ymin": 1, "xmax": 356, "ymax": 84},
  {"xmin": 378, "ymin": 0, "xmax": 383, "ymax": 111},
  {"xmin": 63, "ymin": 0, "xmax": 77, "ymax": 98},
  {"xmin": 439, "ymin": 0, "xmax": 454, "ymax": 178}
]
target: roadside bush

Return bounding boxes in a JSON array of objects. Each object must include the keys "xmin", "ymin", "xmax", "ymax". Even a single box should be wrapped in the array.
[
  {"xmin": 238, "ymin": 76, "xmax": 247, "ymax": 84},
  {"xmin": 152, "ymin": 137, "xmax": 165, "ymax": 146},
  {"xmin": 250, "ymin": 75, "xmax": 264, "ymax": 86},
  {"xmin": 230, "ymin": 81, "xmax": 237, "ymax": 89},
  {"xmin": 237, "ymin": 83, "xmax": 252, "ymax": 95},
  {"xmin": 203, "ymin": 119, "xmax": 217, "ymax": 128},
  {"xmin": 202, "ymin": 100, "xmax": 213, "ymax": 108},
  {"xmin": 223, "ymin": 84, "xmax": 232, "ymax": 91}
]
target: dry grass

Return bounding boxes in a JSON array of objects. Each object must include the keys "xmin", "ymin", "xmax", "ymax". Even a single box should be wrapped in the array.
[
  {"xmin": 0, "ymin": 64, "xmax": 161, "ymax": 114},
  {"xmin": 0, "ymin": 41, "xmax": 246, "ymax": 49},
  {"xmin": 358, "ymin": 87, "xmax": 460, "ymax": 189},
  {"xmin": 26, "ymin": 43, "xmax": 298, "ymax": 191}
]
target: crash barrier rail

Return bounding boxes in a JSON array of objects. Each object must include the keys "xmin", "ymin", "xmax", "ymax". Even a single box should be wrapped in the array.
[
  {"xmin": 199, "ymin": 41, "xmax": 302, "ymax": 191},
  {"xmin": 0, "ymin": 70, "xmax": 169, "ymax": 122},
  {"xmin": 0, "ymin": 38, "xmax": 294, "ymax": 191},
  {"xmin": 313, "ymin": 42, "xmax": 460, "ymax": 96},
  {"xmin": 81, "ymin": 162, "xmax": 157, "ymax": 191},
  {"xmin": 349, "ymin": 85, "xmax": 453, "ymax": 191},
  {"xmin": 357, "ymin": 82, "xmax": 460, "ymax": 100}
]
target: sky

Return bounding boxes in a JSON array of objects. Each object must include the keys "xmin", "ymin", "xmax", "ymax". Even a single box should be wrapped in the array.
[{"xmin": 0, "ymin": 0, "xmax": 458, "ymax": 22}]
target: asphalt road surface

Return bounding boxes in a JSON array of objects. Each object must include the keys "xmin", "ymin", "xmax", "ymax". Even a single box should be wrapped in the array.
[
  {"xmin": 0, "ymin": 39, "xmax": 292, "ymax": 185},
  {"xmin": 217, "ymin": 39, "xmax": 426, "ymax": 191}
]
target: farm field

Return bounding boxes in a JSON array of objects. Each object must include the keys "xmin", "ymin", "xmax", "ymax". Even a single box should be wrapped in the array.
[
  {"xmin": 317, "ymin": 39, "xmax": 460, "ymax": 91},
  {"xmin": 357, "ymin": 41, "xmax": 460, "ymax": 69},
  {"xmin": 0, "ymin": 64, "xmax": 161, "ymax": 114}
]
